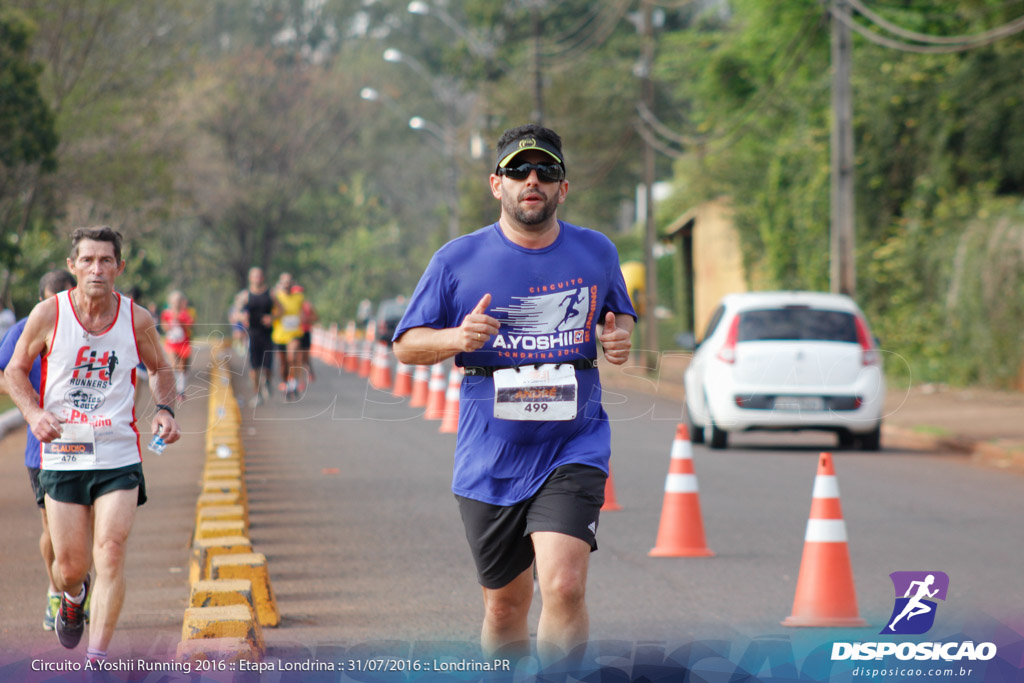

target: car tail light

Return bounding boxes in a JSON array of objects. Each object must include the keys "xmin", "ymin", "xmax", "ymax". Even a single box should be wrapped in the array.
[
  {"xmin": 717, "ymin": 316, "xmax": 740, "ymax": 364},
  {"xmin": 854, "ymin": 316, "xmax": 879, "ymax": 366}
]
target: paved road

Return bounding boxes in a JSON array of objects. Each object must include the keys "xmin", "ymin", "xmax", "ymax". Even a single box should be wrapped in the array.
[{"xmin": 1, "ymin": 349, "xmax": 1023, "ymax": 677}]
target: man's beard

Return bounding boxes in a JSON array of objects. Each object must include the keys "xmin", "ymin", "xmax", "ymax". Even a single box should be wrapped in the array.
[{"xmin": 503, "ymin": 187, "xmax": 558, "ymax": 227}]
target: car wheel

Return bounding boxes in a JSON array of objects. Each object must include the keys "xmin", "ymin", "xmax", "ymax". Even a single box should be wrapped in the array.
[
  {"xmin": 858, "ymin": 425, "xmax": 882, "ymax": 451},
  {"xmin": 837, "ymin": 429, "xmax": 856, "ymax": 450},
  {"xmin": 707, "ymin": 420, "xmax": 728, "ymax": 450},
  {"xmin": 686, "ymin": 404, "xmax": 705, "ymax": 444}
]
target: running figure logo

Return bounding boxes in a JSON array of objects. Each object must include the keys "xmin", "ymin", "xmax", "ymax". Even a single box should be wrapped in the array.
[
  {"xmin": 492, "ymin": 287, "xmax": 591, "ymax": 335},
  {"xmin": 881, "ymin": 571, "xmax": 949, "ymax": 635},
  {"xmin": 555, "ymin": 289, "xmax": 586, "ymax": 332}
]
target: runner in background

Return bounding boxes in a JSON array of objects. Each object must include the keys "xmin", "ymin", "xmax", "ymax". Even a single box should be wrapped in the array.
[
  {"xmin": 295, "ymin": 284, "xmax": 318, "ymax": 388},
  {"xmin": 0, "ymin": 269, "xmax": 78, "ymax": 631},
  {"xmin": 271, "ymin": 272, "xmax": 305, "ymax": 400},
  {"xmin": 236, "ymin": 267, "xmax": 277, "ymax": 407},
  {"xmin": 160, "ymin": 291, "xmax": 193, "ymax": 401}
]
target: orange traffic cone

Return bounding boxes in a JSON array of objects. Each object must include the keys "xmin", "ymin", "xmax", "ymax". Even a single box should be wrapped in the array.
[
  {"xmin": 782, "ymin": 452, "xmax": 867, "ymax": 627},
  {"xmin": 369, "ymin": 341, "xmax": 393, "ymax": 391},
  {"xmin": 358, "ymin": 321, "xmax": 375, "ymax": 378},
  {"xmin": 409, "ymin": 366, "xmax": 430, "ymax": 408},
  {"xmin": 311, "ymin": 326, "xmax": 324, "ymax": 362},
  {"xmin": 331, "ymin": 325, "xmax": 346, "ymax": 368},
  {"xmin": 649, "ymin": 424, "xmax": 714, "ymax": 557},
  {"xmin": 393, "ymin": 361, "xmax": 414, "ymax": 397},
  {"xmin": 343, "ymin": 322, "xmax": 360, "ymax": 374},
  {"xmin": 438, "ymin": 367, "xmax": 463, "ymax": 434},
  {"xmin": 424, "ymin": 363, "xmax": 448, "ymax": 420},
  {"xmin": 601, "ymin": 464, "xmax": 622, "ymax": 511}
]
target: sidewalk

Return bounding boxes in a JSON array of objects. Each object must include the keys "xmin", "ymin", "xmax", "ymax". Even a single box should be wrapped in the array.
[{"xmin": 598, "ymin": 352, "xmax": 1024, "ymax": 473}]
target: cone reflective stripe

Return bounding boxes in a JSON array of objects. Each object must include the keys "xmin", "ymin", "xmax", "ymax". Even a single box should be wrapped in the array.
[
  {"xmin": 409, "ymin": 366, "xmax": 430, "ymax": 408},
  {"xmin": 358, "ymin": 322, "xmax": 375, "ymax": 378},
  {"xmin": 649, "ymin": 424, "xmax": 714, "ymax": 557},
  {"xmin": 369, "ymin": 341, "xmax": 393, "ymax": 390},
  {"xmin": 782, "ymin": 452, "xmax": 867, "ymax": 627},
  {"xmin": 601, "ymin": 464, "xmax": 622, "ymax": 511},
  {"xmin": 393, "ymin": 361, "xmax": 414, "ymax": 397},
  {"xmin": 438, "ymin": 367, "xmax": 463, "ymax": 434},
  {"xmin": 343, "ymin": 323, "xmax": 360, "ymax": 373},
  {"xmin": 311, "ymin": 326, "xmax": 324, "ymax": 362},
  {"xmin": 424, "ymin": 364, "xmax": 448, "ymax": 420},
  {"xmin": 331, "ymin": 324, "xmax": 345, "ymax": 367}
]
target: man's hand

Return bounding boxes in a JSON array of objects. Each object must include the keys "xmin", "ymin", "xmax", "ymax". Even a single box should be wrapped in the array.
[
  {"xmin": 28, "ymin": 410, "xmax": 64, "ymax": 443},
  {"xmin": 455, "ymin": 294, "xmax": 500, "ymax": 352},
  {"xmin": 152, "ymin": 412, "xmax": 181, "ymax": 444},
  {"xmin": 599, "ymin": 312, "xmax": 631, "ymax": 365}
]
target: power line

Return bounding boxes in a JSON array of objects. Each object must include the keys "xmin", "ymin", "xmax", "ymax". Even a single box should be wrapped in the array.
[
  {"xmin": 636, "ymin": 6, "xmax": 825, "ymax": 155},
  {"xmin": 539, "ymin": 0, "xmax": 632, "ymax": 66},
  {"xmin": 832, "ymin": 0, "xmax": 1024, "ymax": 53},
  {"xmin": 849, "ymin": 0, "xmax": 1024, "ymax": 44}
]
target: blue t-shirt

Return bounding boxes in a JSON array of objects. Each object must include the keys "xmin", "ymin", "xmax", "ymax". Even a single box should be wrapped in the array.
[
  {"xmin": 394, "ymin": 221, "xmax": 636, "ymax": 505},
  {"xmin": 0, "ymin": 318, "xmax": 41, "ymax": 468}
]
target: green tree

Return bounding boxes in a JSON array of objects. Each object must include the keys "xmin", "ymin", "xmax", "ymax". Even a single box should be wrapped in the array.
[{"xmin": 0, "ymin": 8, "xmax": 58, "ymax": 312}]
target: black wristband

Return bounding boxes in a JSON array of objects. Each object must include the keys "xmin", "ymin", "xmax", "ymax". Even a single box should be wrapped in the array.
[{"xmin": 155, "ymin": 403, "xmax": 176, "ymax": 419}]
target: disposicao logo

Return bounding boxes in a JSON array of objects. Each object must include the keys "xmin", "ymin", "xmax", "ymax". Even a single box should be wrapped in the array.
[
  {"xmin": 831, "ymin": 571, "xmax": 998, "ymax": 663},
  {"xmin": 881, "ymin": 570, "xmax": 949, "ymax": 635}
]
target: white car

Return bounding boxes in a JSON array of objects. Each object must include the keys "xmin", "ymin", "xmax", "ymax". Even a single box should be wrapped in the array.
[{"xmin": 683, "ymin": 291, "xmax": 885, "ymax": 450}]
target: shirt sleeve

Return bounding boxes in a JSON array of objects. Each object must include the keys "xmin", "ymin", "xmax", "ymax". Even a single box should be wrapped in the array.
[
  {"xmin": 393, "ymin": 253, "xmax": 455, "ymax": 342},
  {"xmin": 601, "ymin": 246, "xmax": 638, "ymax": 321},
  {"xmin": 0, "ymin": 323, "xmax": 18, "ymax": 370}
]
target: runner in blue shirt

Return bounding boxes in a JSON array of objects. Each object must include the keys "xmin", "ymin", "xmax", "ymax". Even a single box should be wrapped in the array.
[
  {"xmin": 394, "ymin": 124, "xmax": 635, "ymax": 666},
  {"xmin": 0, "ymin": 269, "xmax": 77, "ymax": 630}
]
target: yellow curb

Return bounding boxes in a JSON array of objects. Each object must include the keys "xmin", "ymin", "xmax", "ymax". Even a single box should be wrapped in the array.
[
  {"xmin": 212, "ymin": 553, "xmax": 280, "ymax": 627},
  {"xmin": 176, "ymin": 636, "xmax": 261, "ymax": 665},
  {"xmin": 203, "ymin": 467, "xmax": 243, "ymax": 481},
  {"xmin": 181, "ymin": 605, "xmax": 265, "ymax": 654},
  {"xmin": 202, "ymin": 479, "xmax": 246, "ymax": 501},
  {"xmin": 205, "ymin": 453, "xmax": 243, "ymax": 468},
  {"xmin": 189, "ymin": 579, "xmax": 256, "ymax": 613},
  {"xmin": 195, "ymin": 520, "xmax": 248, "ymax": 541},
  {"xmin": 197, "ymin": 491, "xmax": 243, "ymax": 508},
  {"xmin": 189, "ymin": 536, "xmax": 252, "ymax": 585},
  {"xmin": 195, "ymin": 504, "xmax": 248, "ymax": 530}
]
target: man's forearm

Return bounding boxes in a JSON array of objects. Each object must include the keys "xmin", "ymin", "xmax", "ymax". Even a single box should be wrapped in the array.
[
  {"xmin": 393, "ymin": 327, "xmax": 460, "ymax": 366},
  {"xmin": 6, "ymin": 365, "xmax": 42, "ymax": 420},
  {"xmin": 149, "ymin": 366, "xmax": 178, "ymax": 405}
]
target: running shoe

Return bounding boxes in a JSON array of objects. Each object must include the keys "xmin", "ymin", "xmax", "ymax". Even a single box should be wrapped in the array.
[
  {"xmin": 43, "ymin": 593, "xmax": 60, "ymax": 630},
  {"xmin": 55, "ymin": 574, "xmax": 90, "ymax": 649}
]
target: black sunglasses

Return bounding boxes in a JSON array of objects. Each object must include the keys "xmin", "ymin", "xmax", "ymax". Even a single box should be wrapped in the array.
[{"xmin": 498, "ymin": 162, "xmax": 565, "ymax": 183}]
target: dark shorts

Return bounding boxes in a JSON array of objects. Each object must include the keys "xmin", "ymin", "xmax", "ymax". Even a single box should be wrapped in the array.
[
  {"xmin": 27, "ymin": 467, "xmax": 46, "ymax": 510},
  {"xmin": 248, "ymin": 332, "xmax": 275, "ymax": 370},
  {"xmin": 299, "ymin": 331, "xmax": 311, "ymax": 350},
  {"xmin": 38, "ymin": 464, "xmax": 147, "ymax": 507},
  {"xmin": 456, "ymin": 464, "xmax": 606, "ymax": 589}
]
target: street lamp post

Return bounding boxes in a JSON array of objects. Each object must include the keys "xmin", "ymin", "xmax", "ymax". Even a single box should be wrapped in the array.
[
  {"xmin": 382, "ymin": 48, "xmax": 467, "ymax": 241},
  {"xmin": 409, "ymin": 116, "xmax": 460, "ymax": 242}
]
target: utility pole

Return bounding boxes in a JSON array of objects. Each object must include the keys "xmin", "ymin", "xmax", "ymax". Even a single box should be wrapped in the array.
[
  {"xmin": 831, "ymin": 0, "xmax": 856, "ymax": 296},
  {"xmin": 641, "ymin": 0, "xmax": 658, "ymax": 371},
  {"xmin": 530, "ymin": 0, "xmax": 544, "ymax": 124}
]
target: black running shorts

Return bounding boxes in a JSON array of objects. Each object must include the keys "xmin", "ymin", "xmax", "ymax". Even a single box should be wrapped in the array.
[
  {"xmin": 27, "ymin": 466, "xmax": 45, "ymax": 510},
  {"xmin": 456, "ymin": 464, "xmax": 607, "ymax": 589},
  {"xmin": 38, "ymin": 463, "xmax": 147, "ymax": 507},
  {"xmin": 248, "ymin": 332, "xmax": 275, "ymax": 370}
]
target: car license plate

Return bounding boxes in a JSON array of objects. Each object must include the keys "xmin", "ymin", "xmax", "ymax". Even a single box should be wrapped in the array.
[{"xmin": 774, "ymin": 396, "xmax": 824, "ymax": 411}]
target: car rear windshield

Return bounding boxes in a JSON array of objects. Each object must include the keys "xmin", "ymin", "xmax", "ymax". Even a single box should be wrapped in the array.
[{"xmin": 738, "ymin": 307, "xmax": 858, "ymax": 343}]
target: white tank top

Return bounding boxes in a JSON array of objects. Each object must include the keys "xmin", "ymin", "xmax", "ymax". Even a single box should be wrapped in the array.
[{"xmin": 40, "ymin": 291, "xmax": 142, "ymax": 470}]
